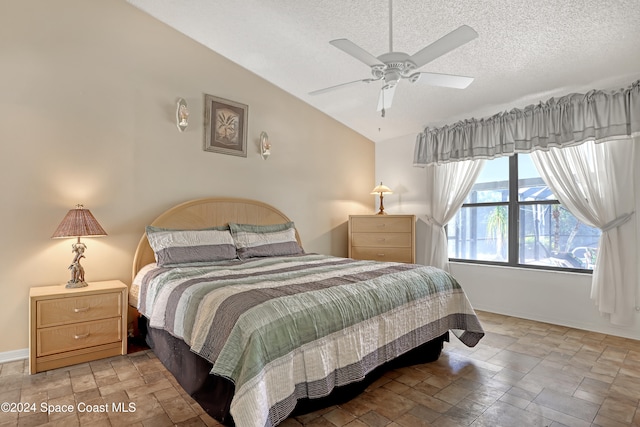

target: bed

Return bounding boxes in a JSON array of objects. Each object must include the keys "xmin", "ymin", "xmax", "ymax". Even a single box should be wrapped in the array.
[{"xmin": 130, "ymin": 197, "xmax": 484, "ymax": 427}]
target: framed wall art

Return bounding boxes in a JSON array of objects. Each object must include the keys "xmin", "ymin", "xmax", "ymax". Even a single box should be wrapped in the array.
[{"xmin": 203, "ymin": 94, "xmax": 248, "ymax": 157}]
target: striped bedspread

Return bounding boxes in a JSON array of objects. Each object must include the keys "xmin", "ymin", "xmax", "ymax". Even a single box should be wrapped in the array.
[{"xmin": 133, "ymin": 254, "xmax": 484, "ymax": 427}]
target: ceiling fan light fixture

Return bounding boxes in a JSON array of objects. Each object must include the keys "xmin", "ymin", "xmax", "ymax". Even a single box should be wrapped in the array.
[{"xmin": 384, "ymin": 71, "xmax": 400, "ymax": 86}]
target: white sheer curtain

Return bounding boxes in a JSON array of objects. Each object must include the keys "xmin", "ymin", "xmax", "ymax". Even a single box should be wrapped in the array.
[
  {"xmin": 422, "ymin": 159, "xmax": 485, "ymax": 271},
  {"xmin": 530, "ymin": 138, "xmax": 637, "ymax": 325}
]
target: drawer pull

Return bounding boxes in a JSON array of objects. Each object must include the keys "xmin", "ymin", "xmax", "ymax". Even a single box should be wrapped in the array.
[
  {"xmin": 74, "ymin": 333, "xmax": 90, "ymax": 340},
  {"xmin": 73, "ymin": 307, "xmax": 90, "ymax": 313},
  {"xmin": 377, "ymin": 253, "xmax": 385, "ymax": 257}
]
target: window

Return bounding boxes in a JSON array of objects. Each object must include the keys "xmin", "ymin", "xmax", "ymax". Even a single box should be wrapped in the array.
[{"xmin": 447, "ymin": 154, "xmax": 601, "ymax": 271}]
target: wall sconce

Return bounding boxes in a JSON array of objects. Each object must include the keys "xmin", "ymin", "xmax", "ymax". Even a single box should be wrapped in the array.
[
  {"xmin": 260, "ymin": 131, "xmax": 271, "ymax": 159},
  {"xmin": 176, "ymin": 98, "xmax": 189, "ymax": 132}
]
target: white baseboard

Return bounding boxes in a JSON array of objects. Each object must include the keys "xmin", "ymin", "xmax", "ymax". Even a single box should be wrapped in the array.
[
  {"xmin": 0, "ymin": 348, "xmax": 28, "ymax": 364},
  {"xmin": 473, "ymin": 304, "xmax": 640, "ymax": 341}
]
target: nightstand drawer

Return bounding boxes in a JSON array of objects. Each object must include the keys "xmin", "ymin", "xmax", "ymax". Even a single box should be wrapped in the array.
[
  {"xmin": 350, "ymin": 216, "xmax": 413, "ymax": 233},
  {"xmin": 351, "ymin": 247, "xmax": 413, "ymax": 263},
  {"xmin": 351, "ymin": 232, "xmax": 412, "ymax": 248},
  {"xmin": 37, "ymin": 317, "xmax": 122, "ymax": 357},
  {"xmin": 37, "ymin": 293, "xmax": 122, "ymax": 328}
]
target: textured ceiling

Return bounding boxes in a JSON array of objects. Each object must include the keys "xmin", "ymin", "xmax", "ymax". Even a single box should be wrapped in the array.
[{"xmin": 127, "ymin": 0, "xmax": 640, "ymax": 143}]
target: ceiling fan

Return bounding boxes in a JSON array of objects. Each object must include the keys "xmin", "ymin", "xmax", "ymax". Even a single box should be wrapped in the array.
[{"xmin": 309, "ymin": 0, "xmax": 478, "ymax": 116}]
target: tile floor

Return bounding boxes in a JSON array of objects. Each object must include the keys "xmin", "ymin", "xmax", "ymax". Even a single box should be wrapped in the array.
[{"xmin": 1, "ymin": 311, "xmax": 639, "ymax": 426}]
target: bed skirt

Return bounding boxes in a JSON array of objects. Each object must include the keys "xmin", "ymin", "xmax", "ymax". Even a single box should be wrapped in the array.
[{"xmin": 142, "ymin": 317, "xmax": 449, "ymax": 426}]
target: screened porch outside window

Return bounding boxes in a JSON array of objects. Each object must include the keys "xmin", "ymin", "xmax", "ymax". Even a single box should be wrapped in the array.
[{"xmin": 447, "ymin": 154, "xmax": 601, "ymax": 271}]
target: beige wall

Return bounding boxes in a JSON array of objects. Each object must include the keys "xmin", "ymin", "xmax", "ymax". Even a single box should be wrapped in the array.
[{"xmin": 0, "ymin": 0, "xmax": 375, "ymax": 353}]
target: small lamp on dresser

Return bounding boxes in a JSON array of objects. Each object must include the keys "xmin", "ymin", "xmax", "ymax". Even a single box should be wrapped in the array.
[
  {"xmin": 51, "ymin": 204, "xmax": 107, "ymax": 288},
  {"xmin": 370, "ymin": 182, "xmax": 393, "ymax": 215}
]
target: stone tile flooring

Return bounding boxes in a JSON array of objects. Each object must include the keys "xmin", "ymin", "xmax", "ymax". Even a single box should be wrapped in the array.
[{"xmin": 1, "ymin": 311, "xmax": 639, "ymax": 426}]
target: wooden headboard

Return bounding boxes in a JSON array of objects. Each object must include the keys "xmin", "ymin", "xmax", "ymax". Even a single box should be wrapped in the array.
[{"xmin": 132, "ymin": 197, "xmax": 301, "ymax": 280}]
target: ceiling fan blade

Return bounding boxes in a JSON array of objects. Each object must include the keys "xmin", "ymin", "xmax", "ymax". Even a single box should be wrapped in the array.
[
  {"xmin": 329, "ymin": 39, "xmax": 384, "ymax": 67},
  {"xmin": 409, "ymin": 25, "xmax": 478, "ymax": 69},
  {"xmin": 412, "ymin": 72, "xmax": 474, "ymax": 89},
  {"xmin": 309, "ymin": 78, "xmax": 377, "ymax": 96},
  {"xmin": 376, "ymin": 84, "xmax": 397, "ymax": 112}
]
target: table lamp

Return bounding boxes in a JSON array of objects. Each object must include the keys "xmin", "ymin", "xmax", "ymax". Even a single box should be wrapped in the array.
[
  {"xmin": 51, "ymin": 204, "xmax": 107, "ymax": 288},
  {"xmin": 371, "ymin": 182, "xmax": 393, "ymax": 215}
]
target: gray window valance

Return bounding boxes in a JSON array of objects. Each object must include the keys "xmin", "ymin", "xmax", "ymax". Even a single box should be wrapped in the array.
[{"xmin": 414, "ymin": 80, "xmax": 640, "ymax": 166}]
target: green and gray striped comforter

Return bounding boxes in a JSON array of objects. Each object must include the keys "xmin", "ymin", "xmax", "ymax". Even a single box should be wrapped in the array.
[{"xmin": 133, "ymin": 254, "xmax": 484, "ymax": 427}]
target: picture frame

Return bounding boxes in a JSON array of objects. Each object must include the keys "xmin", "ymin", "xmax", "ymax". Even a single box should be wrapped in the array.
[{"xmin": 203, "ymin": 94, "xmax": 248, "ymax": 157}]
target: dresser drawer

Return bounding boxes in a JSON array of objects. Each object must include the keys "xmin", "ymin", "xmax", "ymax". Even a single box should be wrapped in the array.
[
  {"xmin": 351, "ymin": 232, "xmax": 412, "ymax": 248},
  {"xmin": 351, "ymin": 247, "xmax": 413, "ymax": 263},
  {"xmin": 37, "ymin": 293, "xmax": 122, "ymax": 328},
  {"xmin": 350, "ymin": 216, "xmax": 413, "ymax": 233},
  {"xmin": 37, "ymin": 317, "xmax": 122, "ymax": 357}
]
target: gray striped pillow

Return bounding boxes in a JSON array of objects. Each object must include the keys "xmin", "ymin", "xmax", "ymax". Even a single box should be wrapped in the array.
[
  {"xmin": 229, "ymin": 222, "xmax": 304, "ymax": 259},
  {"xmin": 146, "ymin": 225, "xmax": 237, "ymax": 266}
]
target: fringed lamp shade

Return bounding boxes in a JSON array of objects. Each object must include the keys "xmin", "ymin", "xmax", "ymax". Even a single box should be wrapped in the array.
[
  {"xmin": 52, "ymin": 205, "xmax": 107, "ymax": 288},
  {"xmin": 52, "ymin": 205, "xmax": 107, "ymax": 240}
]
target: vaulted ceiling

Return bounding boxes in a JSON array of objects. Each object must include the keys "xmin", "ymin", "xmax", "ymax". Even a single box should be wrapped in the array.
[{"xmin": 127, "ymin": 0, "xmax": 640, "ymax": 143}]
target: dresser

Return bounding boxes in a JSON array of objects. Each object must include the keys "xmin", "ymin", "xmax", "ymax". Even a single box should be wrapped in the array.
[
  {"xmin": 348, "ymin": 215, "xmax": 416, "ymax": 263},
  {"xmin": 29, "ymin": 280, "xmax": 128, "ymax": 374}
]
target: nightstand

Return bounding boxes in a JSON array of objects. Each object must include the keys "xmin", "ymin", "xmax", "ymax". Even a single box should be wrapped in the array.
[
  {"xmin": 348, "ymin": 215, "xmax": 416, "ymax": 263},
  {"xmin": 29, "ymin": 280, "xmax": 128, "ymax": 374}
]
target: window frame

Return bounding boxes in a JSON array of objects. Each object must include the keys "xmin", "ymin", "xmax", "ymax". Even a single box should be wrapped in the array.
[{"xmin": 448, "ymin": 154, "xmax": 594, "ymax": 274}]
